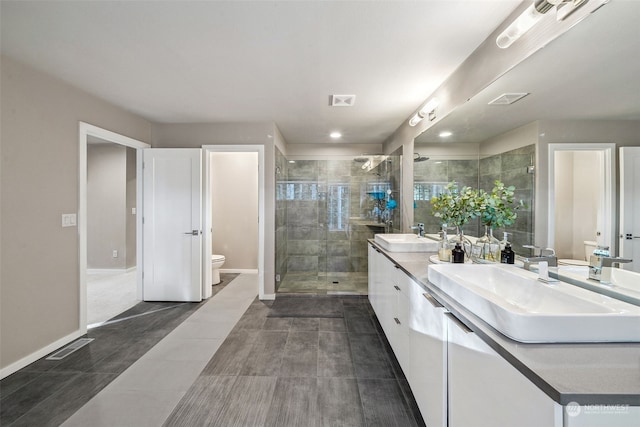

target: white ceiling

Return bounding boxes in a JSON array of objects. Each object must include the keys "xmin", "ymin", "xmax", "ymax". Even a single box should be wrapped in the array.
[
  {"xmin": 416, "ymin": 0, "xmax": 640, "ymax": 144},
  {"xmin": 0, "ymin": 0, "xmax": 522, "ymax": 145}
]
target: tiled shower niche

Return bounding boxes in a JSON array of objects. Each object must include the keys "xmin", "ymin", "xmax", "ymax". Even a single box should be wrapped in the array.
[{"xmin": 276, "ymin": 153, "xmax": 400, "ymax": 294}]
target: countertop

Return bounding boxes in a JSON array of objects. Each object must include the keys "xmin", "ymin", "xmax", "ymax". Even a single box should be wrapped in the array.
[{"xmin": 369, "ymin": 240, "xmax": 640, "ymax": 406}]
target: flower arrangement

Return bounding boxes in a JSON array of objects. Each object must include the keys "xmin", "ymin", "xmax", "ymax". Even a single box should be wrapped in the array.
[
  {"xmin": 430, "ymin": 182, "xmax": 481, "ymax": 227},
  {"xmin": 478, "ymin": 180, "xmax": 526, "ymax": 228}
]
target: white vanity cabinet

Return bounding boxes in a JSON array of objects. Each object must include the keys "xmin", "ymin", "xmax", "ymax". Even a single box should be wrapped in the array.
[
  {"xmin": 368, "ymin": 243, "xmax": 410, "ymax": 370},
  {"xmin": 446, "ymin": 313, "xmax": 563, "ymax": 427},
  {"xmin": 406, "ymin": 278, "xmax": 448, "ymax": 427}
]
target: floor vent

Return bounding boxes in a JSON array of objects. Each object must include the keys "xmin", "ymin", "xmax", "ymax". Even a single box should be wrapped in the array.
[{"xmin": 46, "ymin": 338, "xmax": 94, "ymax": 360}]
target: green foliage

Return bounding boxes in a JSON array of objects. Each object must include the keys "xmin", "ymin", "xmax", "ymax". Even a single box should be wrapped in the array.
[
  {"xmin": 478, "ymin": 180, "xmax": 526, "ymax": 228},
  {"xmin": 430, "ymin": 180, "xmax": 526, "ymax": 229},
  {"xmin": 430, "ymin": 182, "xmax": 481, "ymax": 227}
]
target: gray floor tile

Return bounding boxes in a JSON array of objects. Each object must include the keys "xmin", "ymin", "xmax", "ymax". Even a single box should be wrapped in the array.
[
  {"xmin": 317, "ymin": 377, "xmax": 365, "ymax": 427},
  {"xmin": 10, "ymin": 372, "xmax": 116, "ymax": 427},
  {"xmin": 358, "ymin": 378, "xmax": 419, "ymax": 427},
  {"xmin": 264, "ymin": 377, "xmax": 318, "ymax": 427},
  {"xmin": 348, "ymin": 333, "xmax": 395, "ymax": 379},
  {"xmin": 318, "ymin": 317, "xmax": 346, "ymax": 332},
  {"xmin": 291, "ymin": 318, "xmax": 319, "ymax": 331},
  {"xmin": 212, "ymin": 376, "xmax": 277, "ymax": 426},
  {"xmin": 268, "ymin": 297, "xmax": 344, "ymax": 318},
  {"xmin": 345, "ymin": 313, "xmax": 377, "ymax": 334},
  {"xmin": 0, "ymin": 371, "xmax": 42, "ymax": 399},
  {"xmin": 318, "ymin": 331, "xmax": 355, "ymax": 378},
  {"xmin": 0, "ymin": 371, "xmax": 80, "ymax": 425},
  {"xmin": 262, "ymin": 317, "xmax": 292, "ymax": 331},
  {"xmin": 280, "ymin": 331, "xmax": 319, "ymax": 377},
  {"xmin": 200, "ymin": 329, "xmax": 259, "ymax": 376},
  {"xmin": 240, "ymin": 331, "xmax": 288, "ymax": 376},
  {"xmin": 163, "ymin": 376, "xmax": 238, "ymax": 426}
]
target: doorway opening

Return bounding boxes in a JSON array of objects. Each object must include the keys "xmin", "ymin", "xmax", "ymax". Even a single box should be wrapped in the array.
[
  {"xmin": 79, "ymin": 122, "xmax": 150, "ymax": 332},
  {"xmin": 548, "ymin": 143, "xmax": 615, "ymax": 261},
  {"xmin": 203, "ymin": 145, "xmax": 265, "ymax": 300}
]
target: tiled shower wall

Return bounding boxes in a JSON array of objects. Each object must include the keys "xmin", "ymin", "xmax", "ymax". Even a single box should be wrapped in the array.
[
  {"xmin": 479, "ymin": 144, "xmax": 535, "ymax": 254},
  {"xmin": 275, "ymin": 155, "xmax": 397, "ymax": 284},
  {"xmin": 413, "ymin": 144, "xmax": 535, "ymax": 254}
]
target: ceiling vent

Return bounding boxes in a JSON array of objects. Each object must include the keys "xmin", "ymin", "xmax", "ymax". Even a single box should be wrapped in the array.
[
  {"xmin": 330, "ymin": 94, "xmax": 356, "ymax": 107},
  {"xmin": 488, "ymin": 93, "xmax": 530, "ymax": 105}
]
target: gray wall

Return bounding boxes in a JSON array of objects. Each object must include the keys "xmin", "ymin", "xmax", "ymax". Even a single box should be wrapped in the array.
[
  {"xmin": 211, "ymin": 152, "xmax": 259, "ymax": 269},
  {"xmin": 87, "ymin": 144, "xmax": 127, "ymax": 269},
  {"xmin": 1, "ymin": 55, "xmax": 152, "ymax": 373}
]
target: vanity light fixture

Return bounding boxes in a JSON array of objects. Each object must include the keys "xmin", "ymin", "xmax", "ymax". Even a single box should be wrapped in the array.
[
  {"xmin": 496, "ymin": 0, "xmax": 562, "ymax": 49},
  {"xmin": 409, "ymin": 98, "xmax": 439, "ymax": 126},
  {"xmin": 288, "ymin": 160, "xmax": 296, "ymax": 164}
]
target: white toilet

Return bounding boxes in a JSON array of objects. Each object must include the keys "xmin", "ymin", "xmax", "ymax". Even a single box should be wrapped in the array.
[
  {"xmin": 211, "ymin": 254, "xmax": 226, "ymax": 285},
  {"xmin": 558, "ymin": 240, "xmax": 598, "ymax": 266}
]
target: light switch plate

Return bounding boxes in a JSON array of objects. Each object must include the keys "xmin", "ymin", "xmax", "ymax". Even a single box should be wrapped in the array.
[{"xmin": 62, "ymin": 213, "xmax": 77, "ymax": 227}]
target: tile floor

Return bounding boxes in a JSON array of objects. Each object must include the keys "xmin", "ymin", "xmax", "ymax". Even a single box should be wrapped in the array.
[{"xmin": 1, "ymin": 274, "xmax": 424, "ymax": 427}]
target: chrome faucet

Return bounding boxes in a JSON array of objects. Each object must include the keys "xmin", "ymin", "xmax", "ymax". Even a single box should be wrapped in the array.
[
  {"xmin": 593, "ymin": 257, "xmax": 632, "ymax": 284},
  {"xmin": 411, "ymin": 223, "xmax": 425, "ymax": 237},
  {"xmin": 522, "ymin": 245, "xmax": 558, "ymax": 271}
]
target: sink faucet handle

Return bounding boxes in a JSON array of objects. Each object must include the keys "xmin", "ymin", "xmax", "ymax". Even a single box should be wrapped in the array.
[
  {"xmin": 541, "ymin": 247, "xmax": 556, "ymax": 257},
  {"xmin": 602, "ymin": 257, "xmax": 633, "ymax": 268}
]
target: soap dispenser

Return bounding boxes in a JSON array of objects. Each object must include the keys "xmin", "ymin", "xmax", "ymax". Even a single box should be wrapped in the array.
[
  {"xmin": 500, "ymin": 232, "xmax": 510, "ymax": 251},
  {"xmin": 452, "ymin": 243, "xmax": 465, "ymax": 263},
  {"xmin": 501, "ymin": 243, "xmax": 515, "ymax": 264}
]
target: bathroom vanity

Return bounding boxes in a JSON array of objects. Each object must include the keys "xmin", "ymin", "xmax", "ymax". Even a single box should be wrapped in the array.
[{"xmin": 368, "ymin": 241, "xmax": 640, "ymax": 427}]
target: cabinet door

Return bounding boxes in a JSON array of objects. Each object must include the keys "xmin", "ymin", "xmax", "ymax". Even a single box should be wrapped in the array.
[
  {"xmin": 392, "ymin": 270, "xmax": 411, "ymax": 373},
  {"xmin": 447, "ymin": 314, "xmax": 562, "ymax": 427},
  {"xmin": 407, "ymin": 279, "xmax": 447, "ymax": 427}
]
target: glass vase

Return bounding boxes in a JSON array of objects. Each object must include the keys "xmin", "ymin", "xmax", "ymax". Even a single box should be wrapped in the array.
[
  {"xmin": 437, "ymin": 224, "xmax": 452, "ymax": 262},
  {"xmin": 472, "ymin": 225, "xmax": 501, "ymax": 263}
]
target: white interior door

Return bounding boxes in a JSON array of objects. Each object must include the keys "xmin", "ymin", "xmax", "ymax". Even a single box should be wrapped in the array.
[
  {"xmin": 142, "ymin": 148, "xmax": 203, "ymax": 301},
  {"xmin": 620, "ymin": 147, "xmax": 640, "ymax": 272}
]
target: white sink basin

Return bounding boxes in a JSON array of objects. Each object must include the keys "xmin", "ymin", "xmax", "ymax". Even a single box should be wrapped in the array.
[
  {"xmin": 558, "ymin": 266, "xmax": 640, "ymax": 307},
  {"xmin": 374, "ymin": 233, "xmax": 438, "ymax": 252},
  {"xmin": 428, "ymin": 264, "xmax": 640, "ymax": 343}
]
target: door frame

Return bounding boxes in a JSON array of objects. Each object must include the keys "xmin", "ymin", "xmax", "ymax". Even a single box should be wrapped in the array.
[
  {"xmin": 79, "ymin": 122, "xmax": 150, "ymax": 332},
  {"xmin": 203, "ymin": 145, "xmax": 265, "ymax": 299},
  {"xmin": 547, "ymin": 142, "xmax": 616, "ymax": 255}
]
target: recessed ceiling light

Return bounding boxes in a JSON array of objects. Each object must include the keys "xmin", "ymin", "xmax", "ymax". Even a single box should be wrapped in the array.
[
  {"xmin": 439, "ymin": 131, "xmax": 453, "ymax": 138},
  {"xmin": 289, "ymin": 160, "xmax": 296, "ymax": 164},
  {"xmin": 330, "ymin": 132, "xmax": 342, "ymax": 139}
]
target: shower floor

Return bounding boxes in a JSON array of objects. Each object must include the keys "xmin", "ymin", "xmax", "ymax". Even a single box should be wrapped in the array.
[{"xmin": 276, "ymin": 272, "xmax": 368, "ymax": 295}]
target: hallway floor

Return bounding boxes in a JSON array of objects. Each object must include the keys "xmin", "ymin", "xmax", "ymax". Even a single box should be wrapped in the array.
[
  {"xmin": 1, "ymin": 274, "xmax": 424, "ymax": 426},
  {"xmin": 87, "ymin": 269, "xmax": 138, "ymax": 326}
]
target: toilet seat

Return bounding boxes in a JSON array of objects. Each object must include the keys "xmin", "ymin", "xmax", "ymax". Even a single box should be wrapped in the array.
[{"xmin": 212, "ymin": 254, "xmax": 225, "ymax": 262}]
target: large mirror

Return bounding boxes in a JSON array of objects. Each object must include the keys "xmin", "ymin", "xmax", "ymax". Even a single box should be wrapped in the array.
[{"xmin": 413, "ymin": 1, "xmax": 640, "ymax": 262}]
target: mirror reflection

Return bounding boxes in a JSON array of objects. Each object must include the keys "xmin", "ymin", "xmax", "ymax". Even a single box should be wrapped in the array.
[{"xmin": 412, "ymin": 1, "xmax": 639, "ymax": 265}]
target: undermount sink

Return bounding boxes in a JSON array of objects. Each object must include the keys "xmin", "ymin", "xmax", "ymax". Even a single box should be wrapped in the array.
[
  {"xmin": 427, "ymin": 264, "xmax": 640, "ymax": 343},
  {"xmin": 374, "ymin": 233, "xmax": 438, "ymax": 252},
  {"xmin": 557, "ymin": 266, "xmax": 640, "ymax": 307}
]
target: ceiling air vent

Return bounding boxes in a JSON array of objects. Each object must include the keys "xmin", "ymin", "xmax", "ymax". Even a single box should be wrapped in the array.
[
  {"xmin": 330, "ymin": 94, "xmax": 356, "ymax": 107},
  {"xmin": 488, "ymin": 93, "xmax": 530, "ymax": 105}
]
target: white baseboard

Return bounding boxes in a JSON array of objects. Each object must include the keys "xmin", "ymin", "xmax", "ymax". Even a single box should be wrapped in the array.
[
  {"xmin": 87, "ymin": 267, "xmax": 136, "ymax": 275},
  {"xmin": 220, "ymin": 269, "xmax": 258, "ymax": 274},
  {"xmin": 0, "ymin": 329, "xmax": 84, "ymax": 379},
  {"xmin": 259, "ymin": 293, "xmax": 276, "ymax": 300}
]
